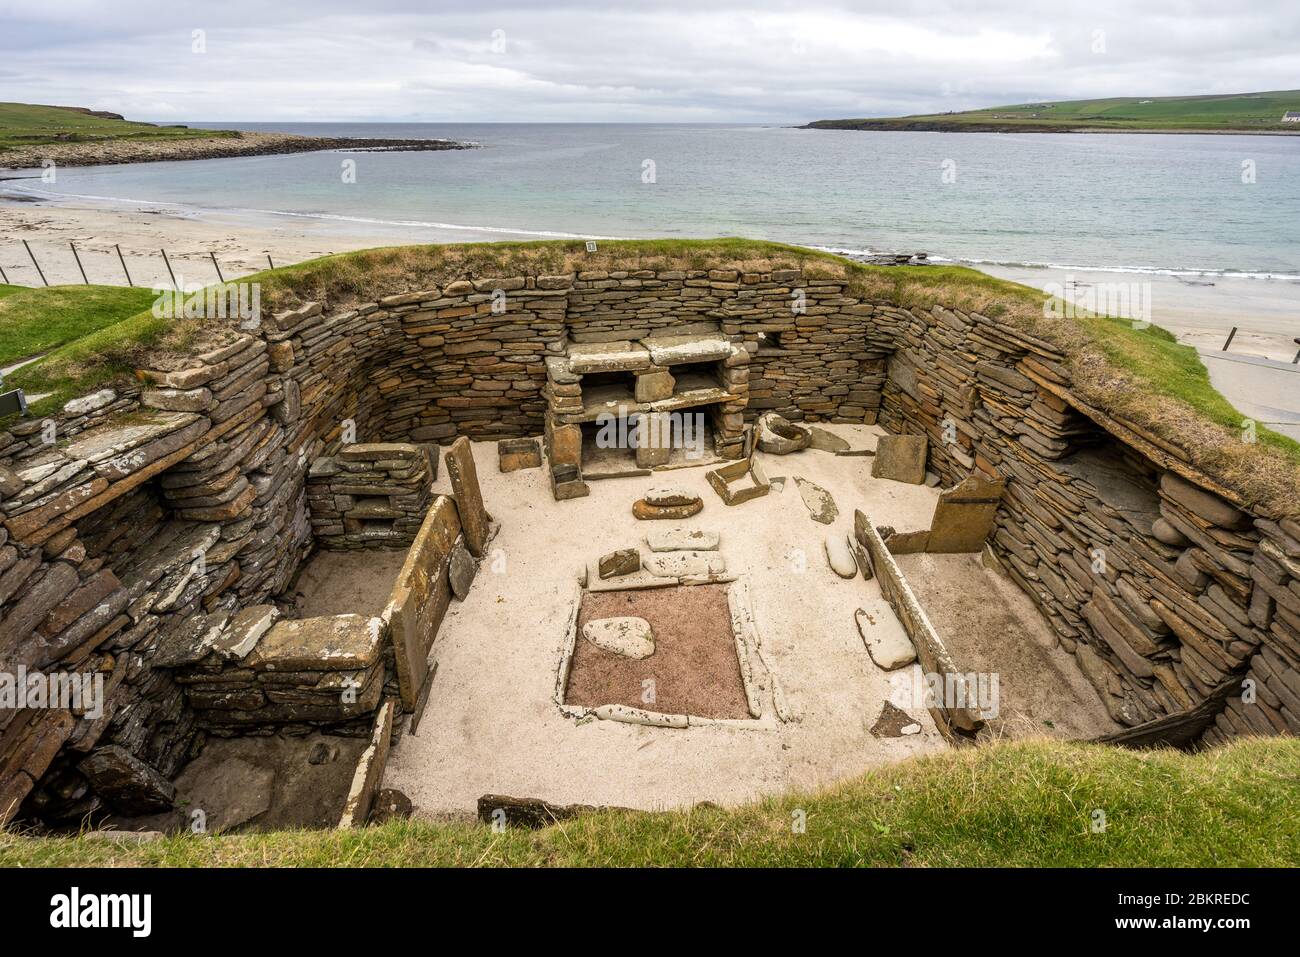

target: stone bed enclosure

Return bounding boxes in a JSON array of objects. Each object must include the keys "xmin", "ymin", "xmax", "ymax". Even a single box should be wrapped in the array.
[{"xmin": 2, "ymin": 255, "xmax": 1298, "ymax": 829}]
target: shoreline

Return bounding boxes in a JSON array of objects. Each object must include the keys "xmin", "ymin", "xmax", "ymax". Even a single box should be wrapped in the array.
[
  {"xmin": 2, "ymin": 187, "xmax": 1297, "ymax": 361},
  {"xmin": 0, "ymin": 130, "xmax": 473, "ymax": 171},
  {"xmin": 800, "ymin": 122, "xmax": 1300, "ymax": 135}
]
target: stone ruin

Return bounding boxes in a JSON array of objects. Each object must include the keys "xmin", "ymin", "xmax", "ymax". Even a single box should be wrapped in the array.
[{"xmin": 1, "ymin": 258, "xmax": 1297, "ymax": 830}]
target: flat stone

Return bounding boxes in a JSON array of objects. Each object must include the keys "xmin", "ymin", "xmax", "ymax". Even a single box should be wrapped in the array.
[
  {"xmin": 583, "ymin": 616, "xmax": 655, "ymax": 659},
  {"xmin": 446, "ymin": 436, "xmax": 492, "ymax": 557},
  {"xmin": 641, "ymin": 334, "xmax": 732, "ymax": 366},
  {"xmin": 153, "ymin": 611, "xmax": 231, "ymax": 668},
  {"xmin": 633, "ymin": 499, "xmax": 703, "ymax": 521},
  {"xmin": 643, "ymin": 486, "xmax": 700, "ymax": 508},
  {"xmin": 245, "ymin": 614, "xmax": 384, "ymax": 672},
  {"xmin": 794, "ymin": 477, "xmax": 838, "ymax": 524},
  {"xmin": 756, "ymin": 412, "xmax": 811, "ymax": 454},
  {"xmin": 449, "ymin": 542, "xmax": 476, "ymax": 600},
  {"xmin": 825, "ymin": 534, "xmax": 858, "ymax": 578},
  {"xmin": 1159, "ymin": 472, "xmax": 1250, "ymax": 529},
  {"xmin": 808, "ymin": 427, "xmax": 850, "ymax": 452},
  {"xmin": 62, "ymin": 389, "xmax": 116, "ymax": 417},
  {"xmin": 927, "ymin": 474, "xmax": 1005, "ymax": 553},
  {"xmin": 855, "ymin": 604, "xmax": 917, "ymax": 670},
  {"xmin": 211, "ymin": 605, "xmax": 280, "ymax": 660},
  {"xmin": 78, "ymin": 745, "xmax": 175, "ymax": 815},
  {"xmin": 646, "ymin": 529, "xmax": 720, "ymax": 552},
  {"xmin": 1151, "ymin": 517, "xmax": 1190, "ymax": 546},
  {"xmin": 598, "ymin": 547, "xmax": 641, "ymax": 579},
  {"xmin": 642, "ymin": 551, "xmax": 726, "ymax": 578},
  {"xmin": 871, "ymin": 434, "xmax": 928, "ymax": 484},
  {"xmin": 566, "ymin": 340, "xmax": 651, "ymax": 374},
  {"xmin": 62, "ymin": 411, "xmax": 201, "ymax": 466}
]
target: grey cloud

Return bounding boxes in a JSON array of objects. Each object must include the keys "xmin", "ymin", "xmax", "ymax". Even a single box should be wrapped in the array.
[{"xmin": 0, "ymin": 0, "xmax": 1296, "ymax": 121}]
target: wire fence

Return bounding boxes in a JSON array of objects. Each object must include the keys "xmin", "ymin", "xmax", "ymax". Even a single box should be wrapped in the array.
[{"xmin": 1, "ymin": 237, "xmax": 281, "ymax": 291}]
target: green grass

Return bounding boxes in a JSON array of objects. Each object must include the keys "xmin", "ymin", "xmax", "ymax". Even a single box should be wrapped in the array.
[
  {"xmin": 2, "ymin": 238, "xmax": 1297, "ymax": 514},
  {"xmin": 806, "ymin": 89, "xmax": 1300, "ymax": 133},
  {"xmin": 2, "ymin": 738, "xmax": 1297, "ymax": 867},
  {"xmin": 0, "ymin": 102, "xmax": 235, "ymax": 152},
  {"xmin": 0, "ymin": 284, "xmax": 157, "ymax": 367}
]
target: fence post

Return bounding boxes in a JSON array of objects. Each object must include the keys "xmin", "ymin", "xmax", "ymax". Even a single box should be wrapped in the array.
[
  {"xmin": 209, "ymin": 251, "xmax": 226, "ymax": 284},
  {"xmin": 267, "ymin": 254, "xmax": 275, "ymax": 271},
  {"xmin": 1221, "ymin": 327, "xmax": 1237, "ymax": 352},
  {"xmin": 116, "ymin": 244, "xmax": 133, "ymax": 287},
  {"xmin": 70, "ymin": 241, "xmax": 89, "ymax": 284},
  {"xmin": 22, "ymin": 240, "xmax": 48, "ymax": 286},
  {"xmin": 0, "ymin": 261, "xmax": 9, "ymax": 284},
  {"xmin": 161, "ymin": 248, "xmax": 179, "ymax": 291}
]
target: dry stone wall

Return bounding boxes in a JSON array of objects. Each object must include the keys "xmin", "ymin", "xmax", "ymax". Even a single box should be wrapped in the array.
[{"xmin": 2, "ymin": 260, "xmax": 1296, "ymax": 825}]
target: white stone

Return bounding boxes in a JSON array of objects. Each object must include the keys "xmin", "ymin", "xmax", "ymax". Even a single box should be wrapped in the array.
[
  {"xmin": 643, "ymin": 486, "xmax": 699, "ymax": 507},
  {"xmin": 643, "ymin": 551, "xmax": 726, "ymax": 578},
  {"xmin": 855, "ymin": 604, "xmax": 917, "ymax": 670},
  {"xmin": 646, "ymin": 529, "xmax": 720, "ymax": 552},
  {"xmin": 62, "ymin": 389, "xmax": 117, "ymax": 417},
  {"xmin": 900, "ymin": 723, "xmax": 922, "ymax": 735},
  {"xmin": 583, "ymin": 616, "xmax": 655, "ymax": 659},
  {"xmin": 825, "ymin": 534, "xmax": 858, "ymax": 578}
]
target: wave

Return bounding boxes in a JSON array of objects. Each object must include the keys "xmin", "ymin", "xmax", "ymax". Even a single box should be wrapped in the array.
[
  {"xmin": 9, "ymin": 182, "xmax": 1298, "ymax": 281},
  {"xmin": 4, "ymin": 183, "xmax": 626, "ymax": 242},
  {"xmin": 807, "ymin": 245, "xmax": 1300, "ymax": 283}
]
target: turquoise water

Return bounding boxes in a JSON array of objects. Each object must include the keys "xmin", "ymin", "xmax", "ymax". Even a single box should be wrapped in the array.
[{"xmin": 15, "ymin": 122, "xmax": 1300, "ymax": 277}]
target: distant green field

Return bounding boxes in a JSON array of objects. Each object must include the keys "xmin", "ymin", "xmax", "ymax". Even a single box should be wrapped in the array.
[
  {"xmin": 806, "ymin": 90, "xmax": 1300, "ymax": 133},
  {"xmin": 0, "ymin": 102, "xmax": 234, "ymax": 151}
]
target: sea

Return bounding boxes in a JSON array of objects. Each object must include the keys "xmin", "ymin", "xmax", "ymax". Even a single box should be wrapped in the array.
[{"xmin": 10, "ymin": 122, "xmax": 1300, "ymax": 279}]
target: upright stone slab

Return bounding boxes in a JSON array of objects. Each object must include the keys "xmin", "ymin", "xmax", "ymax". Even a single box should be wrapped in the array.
[
  {"xmin": 926, "ymin": 473, "xmax": 1006, "ymax": 553},
  {"xmin": 445, "ymin": 436, "xmax": 491, "ymax": 557},
  {"xmin": 871, "ymin": 434, "xmax": 928, "ymax": 485},
  {"xmin": 385, "ymin": 496, "xmax": 461, "ymax": 711}
]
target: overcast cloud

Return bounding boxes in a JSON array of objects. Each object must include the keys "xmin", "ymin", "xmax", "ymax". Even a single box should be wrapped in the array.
[{"xmin": 1, "ymin": 1, "xmax": 1297, "ymax": 122}]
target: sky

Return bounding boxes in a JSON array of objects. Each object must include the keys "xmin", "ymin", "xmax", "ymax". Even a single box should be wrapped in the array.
[{"xmin": 2, "ymin": 0, "xmax": 1298, "ymax": 123}]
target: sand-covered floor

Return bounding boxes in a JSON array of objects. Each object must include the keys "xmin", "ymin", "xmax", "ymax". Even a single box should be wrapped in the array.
[
  {"xmin": 896, "ymin": 552, "xmax": 1119, "ymax": 741},
  {"xmin": 384, "ymin": 425, "xmax": 950, "ymax": 815}
]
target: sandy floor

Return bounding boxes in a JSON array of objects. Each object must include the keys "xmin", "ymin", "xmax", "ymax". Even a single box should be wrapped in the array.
[
  {"xmin": 895, "ymin": 552, "xmax": 1119, "ymax": 741},
  {"xmin": 288, "ymin": 547, "xmax": 411, "ymax": 618},
  {"xmin": 384, "ymin": 425, "xmax": 950, "ymax": 815}
]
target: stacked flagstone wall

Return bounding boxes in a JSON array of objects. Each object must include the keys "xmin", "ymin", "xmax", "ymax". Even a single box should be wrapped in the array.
[{"xmin": 1, "ymin": 260, "xmax": 1296, "ymax": 825}]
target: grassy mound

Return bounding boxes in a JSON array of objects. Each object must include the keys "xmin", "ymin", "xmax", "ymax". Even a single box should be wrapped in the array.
[
  {"xmin": 806, "ymin": 89, "xmax": 1300, "ymax": 133},
  {"xmin": 0, "ymin": 102, "xmax": 233, "ymax": 151},
  {"xmin": 2, "ymin": 738, "xmax": 1296, "ymax": 867},
  {"xmin": 0, "ymin": 284, "xmax": 158, "ymax": 367},
  {"xmin": 3, "ymin": 238, "xmax": 1297, "ymax": 515}
]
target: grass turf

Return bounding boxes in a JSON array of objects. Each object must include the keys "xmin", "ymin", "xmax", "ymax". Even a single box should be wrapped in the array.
[
  {"xmin": 806, "ymin": 89, "xmax": 1300, "ymax": 133},
  {"xmin": 1, "ymin": 737, "xmax": 1296, "ymax": 867},
  {"xmin": 0, "ymin": 284, "xmax": 158, "ymax": 367},
  {"xmin": 3, "ymin": 238, "xmax": 1297, "ymax": 514}
]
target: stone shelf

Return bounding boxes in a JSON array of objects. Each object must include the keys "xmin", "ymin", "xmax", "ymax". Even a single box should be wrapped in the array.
[{"xmin": 558, "ymin": 382, "xmax": 738, "ymax": 425}]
